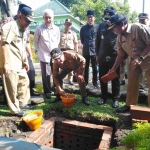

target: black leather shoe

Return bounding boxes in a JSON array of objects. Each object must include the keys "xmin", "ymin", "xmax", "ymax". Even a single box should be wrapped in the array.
[
  {"xmin": 50, "ymin": 96, "xmax": 61, "ymax": 103},
  {"xmin": 82, "ymin": 97, "xmax": 90, "ymax": 106},
  {"xmin": 15, "ymin": 111, "xmax": 26, "ymax": 117},
  {"xmin": 120, "ymin": 80, "xmax": 125, "ymax": 85},
  {"xmin": 97, "ymin": 99, "xmax": 106, "ymax": 105},
  {"xmin": 69, "ymin": 81, "xmax": 74, "ymax": 85},
  {"xmin": 45, "ymin": 93, "xmax": 51, "ymax": 99},
  {"xmin": 93, "ymin": 84, "xmax": 99, "ymax": 89},
  {"xmin": 112, "ymin": 100, "xmax": 119, "ymax": 108},
  {"xmin": 31, "ymin": 91, "xmax": 40, "ymax": 96},
  {"xmin": 116, "ymin": 105, "xmax": 130, "ymax": 113},
  {"xmin": 20, "ymin": 105, "xmax": 35, "ymax": 110}
]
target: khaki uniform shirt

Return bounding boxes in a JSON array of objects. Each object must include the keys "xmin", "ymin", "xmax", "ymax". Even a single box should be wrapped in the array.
[
  {"xmin": 59, "ymin": 30, "xmax": 78, "ymax": 50},
  {"xmin": 53, "ymin": 51, "xmax": 85, "ymax": 86},
  {"xmin": 117, "ymin": 23, "xmax": 150, "ymax": 71},
  {"xmin": 0, "ymin": 20, "xmax": 28, "ymax": 72},
  {"xmin": 0, "ymin": 17, "xmax": 14, "ymax": 35}
]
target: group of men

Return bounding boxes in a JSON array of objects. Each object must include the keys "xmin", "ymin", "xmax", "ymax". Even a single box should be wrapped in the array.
[{"xmin": 1, "ymin": 3, "xmax": 150, "ymax": 117}]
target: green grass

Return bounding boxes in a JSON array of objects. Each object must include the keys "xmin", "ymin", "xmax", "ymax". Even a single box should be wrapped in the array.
[
  {"xmin": 120, "ymin": 123, "xmax": 150, "ymax": 150},
  {"xmin": 0, "ymin": 91, "xmax": 124, "ymax": 121}
]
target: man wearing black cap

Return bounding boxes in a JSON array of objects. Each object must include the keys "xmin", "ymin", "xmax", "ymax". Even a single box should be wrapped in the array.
[
  {"xmin": 108, "ymin": 13, "xmax": 150, "ymax": 112},
  {"xmin": 80, "ymin": 10, "xmax": 99, "ymax": 89},
  {"xmin": 59, "ymin": 19, "xmax": 78, "ymax": 85},
  {"xmin": 50, "ymin": 48, "xmax": 90, "ymax": 106},
  {"xmin": 96, "ymin": 6, "xmax": 120, "ymax": 108},
  {"xmin": 0, "ymin": 6, "xmax": 35, "ymax": 117},
  {"xmin": 138, "ymin": 13, "xmax": 149, "ymax": 27},
  {"xmin": 137, "ymin": 13, "xmax": 150, "ymax": 95},
  {"xmin": 17, "ymin": 4, "xmax": 40, "ymax": 98}
]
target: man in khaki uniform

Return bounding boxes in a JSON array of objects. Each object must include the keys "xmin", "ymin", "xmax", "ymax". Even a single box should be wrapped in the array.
[
  {"xmin": 0, "ymin": 7, "xmax": 35, "ymax": 117},
  {"xmin": 108, "ymin": 14, "xmax": 150, "ymax": 113},
  {"xmin": 59, "ymin": 19, "xmax": 78, "ymax": 85},
  {"xmin": 138, "ymin": 13, "xmax": 149, "ymax": 90},
  {"xmin": 50, "ymin": 48, "xmax": 90, "ymax": 106}
]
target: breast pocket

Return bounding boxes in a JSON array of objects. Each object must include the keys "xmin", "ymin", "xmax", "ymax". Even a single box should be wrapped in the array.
[{"xmin": 51, "ymin": 33, "xmax": 58, "ymax": 42}]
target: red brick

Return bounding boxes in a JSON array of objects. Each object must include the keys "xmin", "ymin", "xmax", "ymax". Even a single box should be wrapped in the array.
[
  {"xmin": 98, "ymin": 140, "xmax": 110, "ymax": 150},
  {"xmin": 28, "ymin": 128, "xmax": 45, "ymax": 140},
  {"xmin": 101, "ymin": 130, "xmax": 112, "ymax": 142},
  {"xmin": 96, "ymin": 125, "xmax": 113, "ymax": 131},
  {"xmin": 40, "ymin": 120, "xmax": 54, "ymax": 132},
  {"xmin": 35, "ymin": 131, "xmax": 50, "ymax": 143},
  {"xmin": 132, "ymin": 118, "xmax": 148, "ymax": 124},
  {"xmin": 130, "ymin": 105, "xmax": 150, "ymax": 120},
  {"xmin": 78, "ymin": 122, "xmax": 96, "ymax": 128},
  {"xmin": 63, "ymin": 119, "xmax": 79, "ymax": 126},
  {"xmin": 44, "ymin": 136, "xmax": 53, "ymax": 147},
  {"xmin": 22, "ymin": 117, "xmax": 112, "ymax": 150}
]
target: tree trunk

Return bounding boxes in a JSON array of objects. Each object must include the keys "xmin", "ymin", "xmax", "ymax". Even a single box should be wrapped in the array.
[{"xmin": 0, "ymin": 0, "xmax": 18, "ymax": 19}]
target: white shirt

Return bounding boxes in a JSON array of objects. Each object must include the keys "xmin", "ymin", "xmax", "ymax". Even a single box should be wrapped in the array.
[{"xmin": 34, "ymin": 23, "xmax": 60, "ymax": 62}]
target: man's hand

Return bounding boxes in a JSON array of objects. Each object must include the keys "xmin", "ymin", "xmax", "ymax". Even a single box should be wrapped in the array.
[
  {"xmin": 25, "ymin": 64, "xmax": 30, "ymax": 72},
  {"xmin": 131, "ymin": 58, "xmax": 142, "ymax": 67},
  {"xmin": 58, "ymin": 88, "xmax": 66, "ymax": 96},
  {"xmin": 76, "ymin": 74, "xmax": 84, "ymax": 84},
  {"xmin": 3, "ymin": 64, "xmax": 11, "ymax": 77},
  {"xmin": 109, "ymin": 68, "xmax": 115, "ymax": 73}
]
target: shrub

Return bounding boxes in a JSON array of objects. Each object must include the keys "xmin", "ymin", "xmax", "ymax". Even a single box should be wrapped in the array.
[{"xmin": 121, "ymin": 122, "xmax": 150, "ymax": 150}]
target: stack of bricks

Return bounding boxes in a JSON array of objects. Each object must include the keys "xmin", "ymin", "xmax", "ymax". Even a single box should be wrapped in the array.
[
  {"xmin": 19, "ymin": 117, "xmax": 56, "ymax": 147},
  {"xmin": 130, "ymin": 105, "xmax": 150, "ymax": 124},
  {"xmin": 19, "ymin": 117, "xmax": 113, "ymax": 150}
]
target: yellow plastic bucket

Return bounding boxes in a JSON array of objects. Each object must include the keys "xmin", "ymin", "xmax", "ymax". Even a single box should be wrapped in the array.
[
  {"xmin": 23, "ymin": 111, "xmax": 43, "ymax": 131},
  {"xmin": 60, "ymin": 94, "xmax": 76, "ymax": 108}
]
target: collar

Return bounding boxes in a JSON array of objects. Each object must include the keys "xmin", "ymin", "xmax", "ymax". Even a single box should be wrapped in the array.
[
  {"xmin": 126, "ymin": 24, "xmax": 131, "ymax": 34},
  {"xmin": 87, "ymin": 23, "xmax": 94, "ymax": 27},
  {"xmin": 63, "ymin": 29, "xmax": 72, "ymax": 33},
  {"xmin": 17, "ymin": 20, "xmax": 25, "ymax": 32},
  {"xmin": 45, "ymin": 23, "xmax": 54, "ymax": 29}
]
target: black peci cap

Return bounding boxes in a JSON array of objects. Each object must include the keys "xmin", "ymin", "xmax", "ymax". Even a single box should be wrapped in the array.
[
  {"xmin": 104, "ymin": 6, "xmax": 117, "ymax": 19},
  {"xmin": 50, "ymin": 48, "xmax": 62, "ymax": 60},
  {"xmin": 87, "ymin": 10, "xmax": 94, "ymax": 16},
  {"xmin": 20, "ymin": 7, "xmax": 35, "ymax": 22}
]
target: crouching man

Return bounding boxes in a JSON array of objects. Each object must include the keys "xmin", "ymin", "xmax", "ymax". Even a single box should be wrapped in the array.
[{"xmin": 50, "ymin": 48, "xmax": 90, "ymax": 106}]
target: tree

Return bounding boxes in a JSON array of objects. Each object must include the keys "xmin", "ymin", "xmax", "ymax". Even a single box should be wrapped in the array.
[
  {"xmin": 70, "ymin": 0, "xmax": 138, "ymax": 24},
  {"xmin": 0, "ymin": 0, "xmax": 19, "ymax": 19},
  {"xmin": 58, "ymin": 0, "xmax": 78, "ymax": 9}
]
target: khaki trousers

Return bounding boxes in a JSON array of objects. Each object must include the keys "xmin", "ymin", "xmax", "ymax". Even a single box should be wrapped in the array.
[
  {"xmin": 1, "ymin": 69, "xmax": 30, "ymax": 114},
  {"xmin": 120, "ymin": 63, "xmax": 125, "ymax": 81},
  {"xmin": 126, "ymin": 64, "xmax": 150, "ymax": 107}
]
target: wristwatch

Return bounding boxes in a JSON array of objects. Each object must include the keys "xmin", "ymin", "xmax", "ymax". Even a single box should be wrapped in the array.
[{"xmin": 138, "ymin": 56, "xmax": 144, "ymax": 62}]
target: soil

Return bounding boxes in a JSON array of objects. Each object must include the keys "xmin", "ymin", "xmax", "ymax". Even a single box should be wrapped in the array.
[{"xmin": 0, "ymin": 109, "xmax": 132, "ymax": 148}]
